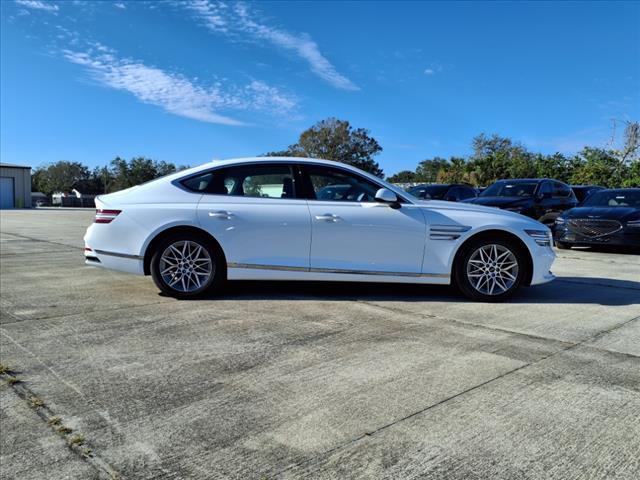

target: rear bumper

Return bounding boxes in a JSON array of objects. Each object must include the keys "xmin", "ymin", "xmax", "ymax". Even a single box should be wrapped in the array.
[{"xmin": 84, "ymin": 248, "xmax": 144, "ymax": 275}]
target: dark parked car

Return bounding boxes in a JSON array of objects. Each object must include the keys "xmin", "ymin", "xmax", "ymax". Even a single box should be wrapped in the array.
[
  {"xmin": 571, "ymin": 185, "xmax": 604, "ymax": 204},
  {"xmin": 407, "ymin": 184, "xmax": 477, "ymax": 202},
  {"xmin": 554, "ymin": 188, "xmax": 640, "ymax": 249},
  {"xmin": 461, "ymin": 178, "xmax": 578, "ymax": 227}
]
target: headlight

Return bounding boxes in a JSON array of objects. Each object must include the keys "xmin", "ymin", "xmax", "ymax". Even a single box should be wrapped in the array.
[
  {"xmin": 525, "ymin": 229, "xmax": 552, "ymax": 247},
  {"xmin": 555, "ymin": 217, "xmax": 566, "ymax": 225},
  {"xmin": 627, "ymin": 219, "xmax": 640, "ymax": 228}
]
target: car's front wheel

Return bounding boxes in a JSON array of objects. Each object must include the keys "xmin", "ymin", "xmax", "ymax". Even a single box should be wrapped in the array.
[
  {"xmin": 150, "ymin": 233, "xmax": 224, "ymax": 298},
  {"xmin": 454, "ymin": 237, "xmax": 528, "ymax": 302}
]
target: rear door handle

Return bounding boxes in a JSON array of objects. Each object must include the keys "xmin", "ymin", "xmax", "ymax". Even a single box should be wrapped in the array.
[
  {"xmin": 315, "ymin": 214, "xmax": 341, "ymax": 222},
  {"xmin": 208, "ymin": 211, "xmax": 234, "ymax": 219}
]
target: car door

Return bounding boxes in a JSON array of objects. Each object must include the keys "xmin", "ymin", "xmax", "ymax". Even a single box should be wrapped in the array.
[
  {"xmin": 301, "ymin": 164, "xmax": 427, "ymax": 274},
  {"xmin": 194, "ymin": 163, "xmax": 311, "ymax": 269}
]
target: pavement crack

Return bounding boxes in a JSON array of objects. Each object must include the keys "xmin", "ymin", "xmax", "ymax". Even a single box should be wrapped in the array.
[
  {"xmin": 274, "ymin": 312, "xmax": 640, "ymax": 477},
  {"xmin": 0, "ymin": 366, "xmax": 121, "ymax": 480},
  {"xmin": 0, "ymin": 232, "xmax": 81, "ymax": 251}
]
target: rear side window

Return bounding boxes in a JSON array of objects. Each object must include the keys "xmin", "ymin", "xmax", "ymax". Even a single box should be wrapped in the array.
[
  {"xmin": 181, "ymin": 173, "xmax": 213, "ymax": 192},
  {"xmin": 181, "ymin": 164, "xmax": 296, "ymax": 199}
]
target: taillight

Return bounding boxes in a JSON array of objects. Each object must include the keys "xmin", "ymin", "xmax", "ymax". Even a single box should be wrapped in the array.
[{"xmin": 95, "ymin": 209, "xmax": 121, "ymax": 224}]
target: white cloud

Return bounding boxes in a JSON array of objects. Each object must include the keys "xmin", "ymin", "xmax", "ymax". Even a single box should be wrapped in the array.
[
  {"xmin": 114, "ymin": 2, "xmax": 126, "ymax": 9},
  {"xmin": 184, "ymin": 1, "xmax": 359, "ymax": 91},
  {"xmin": 62, "ymin": 46, "xmax": 297, "ymax": 126},
  {"xmin": 424, "ymin": 64, "xmax": 443, "ymax": 76},
  {"xmin": 15, "ymin": 0, "xmax": 59, "ymax": 13}
]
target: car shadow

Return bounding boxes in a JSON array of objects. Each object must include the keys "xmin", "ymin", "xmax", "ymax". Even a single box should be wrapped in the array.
[
  {"xmin": 566, "ymin": 245, "xmax": 640, "ymax": 255},
  {"xmin": 189, "ymin": 276, "xmax": 640, "ymax": 306}
]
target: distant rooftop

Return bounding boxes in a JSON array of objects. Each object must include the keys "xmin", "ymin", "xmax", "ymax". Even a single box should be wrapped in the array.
[{"xmin": 0, "ymin": 162, "xmax": 31, "ymax": 169}]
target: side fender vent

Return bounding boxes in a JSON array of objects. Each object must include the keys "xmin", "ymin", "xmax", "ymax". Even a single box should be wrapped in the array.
[{"xmin": 430, "ymin": 224, "xmax": 471, "ymax": 240}]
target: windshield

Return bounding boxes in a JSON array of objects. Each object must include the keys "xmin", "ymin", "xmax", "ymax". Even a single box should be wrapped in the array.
[
  {"xmin": 581, "ymin": 190, "xmax": 640, "ymax": 208},
  {"xmin": 481, "ymin": 181, "xmax": 538, "ymax": 197},
  {"xmin": 408, "ymin": 185, "xmax": 449, "ymax": 199}
]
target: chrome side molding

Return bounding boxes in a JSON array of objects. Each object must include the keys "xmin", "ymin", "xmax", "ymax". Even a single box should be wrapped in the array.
[{"xmin": 228, "ymin": 262, "xmax": 449, "ymax": 278}]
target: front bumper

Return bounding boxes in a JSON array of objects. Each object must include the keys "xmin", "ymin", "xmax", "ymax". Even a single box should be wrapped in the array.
[
  {"xmin": 529, "ymin": 244, "xmax": 556, "ymax": 285},
  {"xmin": 555, "ymin": 226, "xmax": 640, "ymax": 247}
]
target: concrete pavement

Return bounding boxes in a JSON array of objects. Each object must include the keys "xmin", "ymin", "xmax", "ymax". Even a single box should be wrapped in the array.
[{"xmin": 0, "ymin": 209, "xmax": 638, "ymax": 479}]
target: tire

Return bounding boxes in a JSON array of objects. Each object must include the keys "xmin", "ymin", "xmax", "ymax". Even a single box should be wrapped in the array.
[
  {"xmin": 555, "ymin": 241, "xmax": 571, "ymax": 250},
  {"xmin": 454, "ymin": 236, "xmax": 528, "ymax": 302},
  {"xmin": 150, "ymin": 233, "xmax": 225, "ymax": 298}
]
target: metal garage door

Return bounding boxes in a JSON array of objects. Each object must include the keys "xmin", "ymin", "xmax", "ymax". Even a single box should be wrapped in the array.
[{"xmin": 0, "ymin": 177, "xmax": 15, "ymax": 209}]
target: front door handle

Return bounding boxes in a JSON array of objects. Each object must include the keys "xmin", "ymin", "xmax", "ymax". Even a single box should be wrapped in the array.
[
  {"xmin": 208, "ymin": 211, "xmax": 234, "ymax": 219},
  {"xmin": 315, "ymin": 214, "xmax": 341, "ymax": 222}
]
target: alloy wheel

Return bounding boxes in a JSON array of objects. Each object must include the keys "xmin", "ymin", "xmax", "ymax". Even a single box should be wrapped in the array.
[
  {"xmin": 159, "ymin": 240, "xmax": 213, "ymax": 293},
  {"xmin": 466, "ymin": 244, "xmax": 519, "ymax": 296}
]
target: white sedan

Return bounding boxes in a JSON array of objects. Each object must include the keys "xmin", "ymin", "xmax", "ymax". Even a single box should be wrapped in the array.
[{"xmin": 84, "ymin": 157, "xmax": 556, "ymax": 302}]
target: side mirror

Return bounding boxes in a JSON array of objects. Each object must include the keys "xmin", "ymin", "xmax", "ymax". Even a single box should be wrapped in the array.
[{"xmin": 375, "ymin": 188, "xmax": 400, "ymax": 208}]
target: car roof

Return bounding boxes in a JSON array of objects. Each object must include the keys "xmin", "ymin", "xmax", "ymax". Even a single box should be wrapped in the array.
[
  {"xmin": 598, "ymin": 188, "xmax": 640, "ymax": 192},
  {"xmin": 410, "ymin": 184, "xmax": 472, "ymax": 188},
  {"xmin": 493, "ymin": 178, "xmax": 551, "ymax": 183}
]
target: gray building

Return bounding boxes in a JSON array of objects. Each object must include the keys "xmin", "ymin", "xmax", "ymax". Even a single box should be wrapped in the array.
[{"xmin": 0, "ymin": 162, "xmax": 31, "ymax": 209}]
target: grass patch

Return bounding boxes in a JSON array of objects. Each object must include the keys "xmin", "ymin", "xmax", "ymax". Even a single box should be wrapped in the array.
[
  {"xmin": 47, "ymin": 416, "xmax": 62, "ymax": 426},
  {"xmin": 68, "ymin": 434, "xmax": 85, "ymax": 447},
  {"xmin": 30, "ymin": 396, "xmax": 45, "ymax": 408},
  {"xmin": 55, "ymin": 424, "xmax": 73, "ymax": 435}
]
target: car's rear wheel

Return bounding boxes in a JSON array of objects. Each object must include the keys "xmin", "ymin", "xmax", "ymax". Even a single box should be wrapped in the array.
[
  {"xmin": 555, "ymin": 240, "xmax": 571, "ymax": 250},
  {"xmin": 454, "ymin": 237, "xmax": 527, "ymax": 302},
  {"xmin": 150, "ymin": 233, "xmax": 224, "ymax": 298}
]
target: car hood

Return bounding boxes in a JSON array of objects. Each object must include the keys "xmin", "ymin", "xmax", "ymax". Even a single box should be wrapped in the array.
[
  {"xmin": 414, "ymin": 199, "xmax": 541, "ymax": 222},
  {"xmin": 561, "ymin": 206, "xmax": 639, "ymax": 222},
  {"xmin": 461, "ymin": 196, "xmax": 532, "ymax": 208}
]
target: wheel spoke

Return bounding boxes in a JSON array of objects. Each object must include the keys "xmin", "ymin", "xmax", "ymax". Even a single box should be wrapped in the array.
[
  {"xmin": 466, "ymin": 244, "xmax": 519, "ymax": 296},
  {"xmin": 160, "ymin": 240, "xmax": 213, "ymax": 293}
]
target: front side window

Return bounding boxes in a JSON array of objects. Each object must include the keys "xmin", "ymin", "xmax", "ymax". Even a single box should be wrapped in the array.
[
  {"xmin": 409, "ymin": 185, "xmax": 449, "ymax": 200},
  {"xmin": 457, "ymin": 186, "xmax": 476, "ymax": 200},
  {"xmin": 481, "ymin": 181, "xmax": 539, "ymax": 197},
  {"xmin": 180, "ymin": 164, "xmax": 296, "ymax": 199},
  {"xmin": 552, "ymin": 182, "xmax": 572, "ymax": 198},
  {"xmin": 305, "ymin": 166, "xmax": 381, "ymax": 202}
]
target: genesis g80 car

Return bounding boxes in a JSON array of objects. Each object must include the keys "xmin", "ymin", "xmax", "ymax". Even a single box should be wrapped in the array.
[
  {"xmin": 555, "ymin": 188, "xmax": 640, "ymax": 249},
  {"xmin": 84, "ymin": 158, "xmax": 556, "ymax": 302}
]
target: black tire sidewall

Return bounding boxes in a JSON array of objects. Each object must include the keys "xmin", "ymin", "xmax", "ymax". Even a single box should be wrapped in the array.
[
  {"xmin": 150, "ymin": 233, "xmax": 223, "ymax": 298},
  {"xmin": 454, "ymin": 237, "xmax": 527, "ymax": 302}
]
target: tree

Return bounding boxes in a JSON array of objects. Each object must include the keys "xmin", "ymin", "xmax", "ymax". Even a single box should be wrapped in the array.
[
  {"xmin": 109, "ymin": 156, "xmax": 179, "ymax": 191},
  {"xmin": 31, "ymin": 161, "xmax": 91, "ymax": 195},
  {"xmin": 386, "ymin": 170, "xmax": 418, "ymax": 183},
  {"xmin": 265, "ymin": 118, "xmax": 384, "ymax": 177},
  {"xmin": 437, "ymin": 157, "xmax": 469, "ymax": 183},
  {"xmin": 570, "ymin": 147, "xmax": 629, "ymax": 188},
  {"xmin": 415, "ymin": 157, "xmax": 450, "ymax": 183}
]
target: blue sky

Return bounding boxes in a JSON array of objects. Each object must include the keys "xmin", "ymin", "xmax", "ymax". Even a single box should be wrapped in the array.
[{"xmin": 1, "ymin": 1, "xmax": 639, "ymax": 176}]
